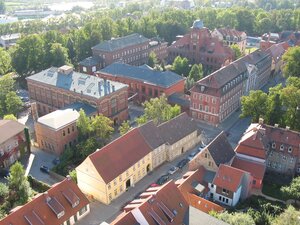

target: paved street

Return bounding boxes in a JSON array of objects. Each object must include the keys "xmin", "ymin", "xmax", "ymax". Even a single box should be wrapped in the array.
[{"xmin": 77, "ymin": 145, "xmax": 194, "ymax": 225}]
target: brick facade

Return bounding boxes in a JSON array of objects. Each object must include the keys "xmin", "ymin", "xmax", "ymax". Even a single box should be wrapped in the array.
[
  {"xmin": 190, "ymin": 50, "xmax": 272, "ymax": 125},
  {"xmin": 168, "ymin": 20, "xmax": 234, "ymax": 74},
  {"xmin": 79, "ymin": 34, "xmax": 168, "ymax": 75}
]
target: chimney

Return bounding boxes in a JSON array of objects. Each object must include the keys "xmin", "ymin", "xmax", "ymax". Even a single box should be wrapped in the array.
[
  {"xmin": 58, "ymin": 65, "xmax": 73, "ymax": 75},
  {"xmin": 259, "ymin": 118, "xmax": 264, "ymax": 125}
]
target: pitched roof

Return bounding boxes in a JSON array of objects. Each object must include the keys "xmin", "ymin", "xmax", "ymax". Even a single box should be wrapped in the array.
[
  {"xmin": 158, "ymin": 113, "xmax": 198, "ymax": 145},
  {"xmin": 88, "ymin": 128, "xmax": 152, "ymax": 183},
  {"xmin": 110, "ymin": 211, "xmax": 139, "ymax": 225},
  {"xmin": 26, "ymin": 66, "xmax": 127, "ymax": 99},
  {"xmin": 92, "ymin": 33, "xmax": 149, "ymax": 52},
  {"xmin": 100, "ymin": 62, "xmax": 184, "ymax": 88},
  {"xmin": 213, "ymin": 164, "xmax": 246, "ymax": 193},
  {"xmin": 206, "ymin": 131, "xmax": 235, "ymax": 166},
  {"xmin": 79, "ymin": 55, "xmax": 102, "ymax": 67},
  {"xmin": 231, "ymin": 156, "xmax": 266, "ymax": 180},
  {"xmin": 1, "ymin": 178, "xmax": 89, "ymax": 225},
  {"xmin": 191, "ymin": 49, "xmax": 270, "ymax": 95},
  {"xmin": 138, "ymin": 121, "xmax": 165, "ymax": 149},
  {"xmin": 122, "ymin": 181, "xmax": 189, "ymax": 225},
  {"xmin": 37, "ymin": 108, "xmax": 79, "ymax": 130},
  {"xmin": 216, "ymin": 28, "xmax": 246, "ymax": 40},
  {"xmin": 188, "ymin": 206, "xmax": 229, "ymax": 225},
  {"xmin": 0, "ymin": 120, "xmax": 25, "ymax": 144}
]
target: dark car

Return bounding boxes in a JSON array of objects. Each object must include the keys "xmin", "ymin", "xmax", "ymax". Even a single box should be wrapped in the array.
[
  {"xmin": 177, "ymin": 159, "xmax": 189, "ymax": 169},
  {"xmin": 156, "ymin": 174, "xmax": 169, "ymax": 185},
  {"xmin": 40, "ymin": 165, "xmax": 50, "ymax": 173},
  {"xmin": 52, "ymin": 157, "xmax": 60, "ymax": 165},
  {"xmin": 0, "ymin": 169, "xmax": 9, "ymax": 178}
]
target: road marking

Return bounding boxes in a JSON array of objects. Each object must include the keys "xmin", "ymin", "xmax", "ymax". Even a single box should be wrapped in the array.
[{"xmin": 25, "ymin": 153, "xmax": 35, "ymax": 177}]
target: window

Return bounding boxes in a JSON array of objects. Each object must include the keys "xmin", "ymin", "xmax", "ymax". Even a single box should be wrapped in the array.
[
  {"xmin": 108, "ymin": 184, "xmax": 111, "ymax": 190},
  {"xmin": 272, "ymin": 142, "xmax": 276, "ymax": 149},
  {"xmin": 280, "ymin": 144, "xmax": 284, "ymax": 151},
  {"xmin": 253, "ymin": 180, "xmax": 256, "ymax": 185},
  {"xmin": 62, "ymin": 130, "xmax": 65, "ymax": 136},
  {"xmin": 204, "ymin": 153, "xmax": 208, "ymax": 158},
  {"xmin": 79, "ymin": 205, "xmax": 88, "ymax": 216},
  {"xmin": 68, "ymin": 128, "xmax": 70, "ymax": 134},
  {"xmin": 288, "ymin": 147, "xmax": 293, "ymax": 153},
  {"xmin": 208, "ymin": 161, "xmax": 212, "ymax": 167},
  {"xmin": 82, "ymin": 67, "xmax": 87, "ymax": 72},
  {"xmin": 219, "ymin": 196, "xmax": 222, "ymax": 201},
  {"xmin": 109, "ymin": 193, "xmax": 112, "ymax": 201},
  {"xmin": 114, "ymin": 179, "xmax": 117, "ymax": 186},
  {"xmin": 92, "ymin": 66, "xmax": 96, "ymax": 72},
  {"xmin": 119, "ymin": 175, "xmax": 122, "ymax": 182},
  {"xmin": 114, "ymin": 189, "xmax": 117, "ymax": 196}
]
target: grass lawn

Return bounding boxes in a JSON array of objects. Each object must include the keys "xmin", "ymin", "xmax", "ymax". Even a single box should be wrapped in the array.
[
  {"xmin": 262, "ymin": 183, "xmax": 288, "ymax": 201},
  {"xmin": 245, "ymin": 47, "xmax": 259, "ymax": 54}
]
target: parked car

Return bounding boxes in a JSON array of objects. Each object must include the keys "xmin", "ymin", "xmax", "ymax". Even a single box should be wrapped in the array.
[
  {"xmin": 52, "ymin": 157, "xmax": 60, "ymax": 165},
  {"xmin": 198, "ymin": 142, "xmax": 207, "ymax": 152},
  {"xmin": 177, "ymin": 159, "xmax": 189, "ymax": 169},
  {"xmin": 40, "ymin": 165, "xmax": 50, "ymax": 173},
  {"xmin": 156, "ymin": 174, "xmax": 169, "ymax": 185},
  {"xmin": 188, "ymin": 151, "xmax": 198, "ymax": 161},
  {"xmin": 168, "ymin": 166, "xmax": 179, "ymax": 175},
  {"xmin": 150, "ymin": 183, "xmax": 159, "ymax": 187},
  {"xmin": 0, "ymin": 169, "xmax": 9, "ymax": 178}
]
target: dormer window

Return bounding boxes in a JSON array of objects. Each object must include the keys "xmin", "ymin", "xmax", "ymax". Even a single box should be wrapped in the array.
[
  {"xmin": 272, "ymin": 142, "xmax": 276, "ymax": 149},
  {"xmin": 280, "ymin": 144, "xmax": 284, "ymax": 151},
  {"xmin": 288, "ymin": 146, "xmax": 292, "ymax": 153}
]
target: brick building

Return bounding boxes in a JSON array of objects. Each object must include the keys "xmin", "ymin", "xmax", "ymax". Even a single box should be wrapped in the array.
[
  {"xmin": 0, "ymin": 120, "xmax": 28, "ymax": 169},
  {"xmin": 35, "ymin": 103, "xmax": 97, "ymax": 155},
  {"xmin": 26, "ymin": 65, "xmax": 128, "ymax": 125},
  {"xmin": 211, "ymin": 28, "xmax": 247, "ymax": 53},
  {"xmin": 190, "ymin": 49, "xmax": 272, "ymax": 125},
  {"xmin": 96, "ymin": 63, "xmax": 185, "ymax": 103},
  {"xmin": 79, "ymin": 33, "xmax": 168, "ymax": 74},
  {"xmin": 168, "ymin": 20, "xmax": 234, "ymax": 74}
]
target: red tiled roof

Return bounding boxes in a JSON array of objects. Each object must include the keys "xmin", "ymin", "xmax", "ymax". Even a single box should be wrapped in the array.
[
  {"xmin": 231, "ymin": 156, "xmax": 266, "ymax": 180},
  {"xmin": 114, "ymin": 181, "xmax": 189, "ymax": 225},
  {"xmin": 110, "ymin": 211, "xmax": 138, "ymax": 225},
  {"xmin": 213, "ymin": 164, "xmax": 247, "ymax": 193},
  {"xmin": 235, "ymin": 144, "xmax": 266, "ymax": 159},
  {"xmin": 89, "ymin": 128, "xmax": 152, "ymax": 183},
  {"xmin": 1, "ymin": 178, "xmax": 89, "ymax": 225}
]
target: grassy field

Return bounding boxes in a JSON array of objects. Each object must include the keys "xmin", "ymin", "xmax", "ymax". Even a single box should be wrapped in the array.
[{"xmin": 262, "ymin": 183, "xmax": 289, "ymax": 201}]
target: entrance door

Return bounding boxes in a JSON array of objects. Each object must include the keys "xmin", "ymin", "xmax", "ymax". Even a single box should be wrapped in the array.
[
  {"xmin": 146, "ymin": 164, "xmax": 150, "ymax": 173},
  {"xmin": 126, "ymin": 179, "xmax": 131, "ymax": 190},
  {"xmin": 181, "ymin": 147, "xmax": 184, "ymax": 154}
]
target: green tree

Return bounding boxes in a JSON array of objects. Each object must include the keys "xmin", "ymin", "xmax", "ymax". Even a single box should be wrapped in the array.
[
  {"xmin": 280, "ymin": 86, "xmax": 300, "ymax": 130},
  {"xmin": 137, "ymin": 94, "xmax": 181, "ymax": 125},
  {"xmin": 0, "ymin": 182, "xmax": 8, "ymax": 202},
  {"xmin": 217, "ymin": 211, "xmax": 255, "ymax": 225},
  {"xmin": 119, "ymin": 120, "xmax": 131, "ymax": 135},
  {"xmin": 272, "ymin": 205, "xmax": 300, "ymax": 225},
  {"xmin": 0, "ymin": 48, "xmax": 11, "ymax": 75},
  {"xmin": 266, "ymin": 84, "xmax": 283, "ymax": 125},
  {"xmin": 185, "ymin": 77, "xmax": 195, "ymax": 91},
  {"xmin": 281, "ymin": 176, "xmax": 300, "ymax": 202},
  {"xmin": 77, "ymin": 137, "xmax": 100, "ymax": 159},
  {"xmin": 240, "ymin": 90, "xmax": 268, "ymax": 122},
  {"xmin": 11, "ymin": 34, "xmax": 45, "ymax": 77},
  {"xmin": 172, "ymin": 56, "xmax": 190, "ymax": 76},
  {"xmin": 286, "ymin": 76, "xmax": 300, "ymax": 89},
  {"xmin": 3, "ymin": 114, "xmax": 17, "ymax": 121},
  {"xmin": 188, "ymin": 64, "xmax": 203, "ymax": 81},
  {"xmin": 7, "ymin": 162, "xmax": 32, "ymax": 205},
  {"xmin": 148, "ymin": 51, "xmax": 158, "ymax": 68},
  {"xmin": 5, "ymin": 91, "xmax": 23, "ymax": 116},
  {"xmin": 231, "ymin": 44, "xmax": 243, "ymax": 59},
  {"xmin": 91, "ymin": 115, "xmax": 114, "ymax": 141},
  {"xmin": 68, "ymin": 170, "xmax": 77, "ymax": 183},
  {"xmin": 76, "ymin": 109, "xmax": 92, "ymax": 139},
  {"xmin": 0, "ymin": 73, "xmax": 15, "ymax": 100},
  {"xmin": 49, "ymin": 43, "xmax": 70, "ymax": 67},
  {"xmin": 282, "ymin": 46, "xmax": 300, "ymax": 78}
]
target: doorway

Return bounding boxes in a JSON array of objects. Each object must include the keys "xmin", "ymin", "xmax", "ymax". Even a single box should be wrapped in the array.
[
  {"xmin": 146, "ymin": 164, "xmax": 151, "ymax": 173},
  {"xmin": 181, "ymin": 147, "xmax": 184, "ymax": 154},
  {"xmin": 126, "ymin": 179, "xmax": 131, "ymax": 190}
]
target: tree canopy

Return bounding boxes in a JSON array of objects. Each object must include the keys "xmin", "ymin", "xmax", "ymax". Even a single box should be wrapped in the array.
[
  {"xmin": 3, "ymin": 114, "xmax": 17, "ymax": 121},
  {"xmin": 137, "ymin": 94, "xmax": 181, "ymax": 125},
  {"xmin": 282, "ymin": 46, "xmax": 300, "ymax": 78},
  {"xmin": 188, "ymin": 64, "xmax": 203, "ymax": 81},
  {"xmin": 271, "ymin": 206, "xmax": 300, "ymax": 225},
  {"xmin": 119, "ymin": 120, "xmax": 131, "ymax": 136},
  {"xmin": 0, "ymin": 48, "xmax": 11, "ymax": 76}
]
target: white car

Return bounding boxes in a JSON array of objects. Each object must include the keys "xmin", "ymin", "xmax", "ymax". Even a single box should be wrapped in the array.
[{"xmin": 168, "ymin": 166, "xmax": 179, "ymax": 175}]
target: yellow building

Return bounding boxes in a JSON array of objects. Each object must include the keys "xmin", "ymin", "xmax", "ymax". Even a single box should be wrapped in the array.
[{"xmin": 76, "ymin": 128, "xmax": 152, "ymax": 205}]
